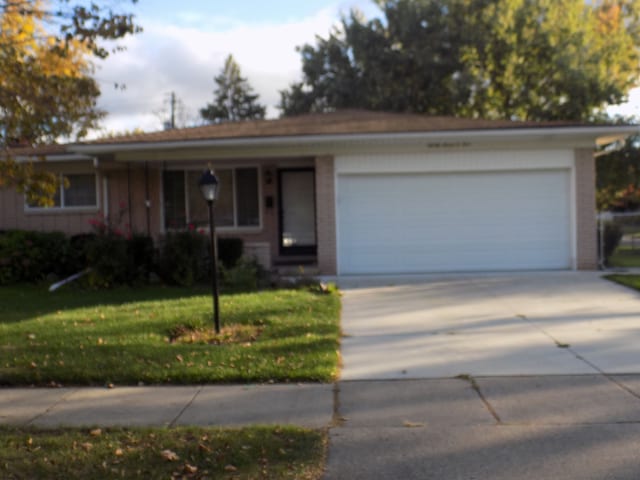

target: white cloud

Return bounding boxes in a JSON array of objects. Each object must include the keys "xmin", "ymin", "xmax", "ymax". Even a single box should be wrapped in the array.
[
  {"xmin": 606, "ymin": 87, "xmax": 640, "ymax": 121},
  {"xmin": 93, "ymin": 6, "xmax": 346, "ymax": 135}
]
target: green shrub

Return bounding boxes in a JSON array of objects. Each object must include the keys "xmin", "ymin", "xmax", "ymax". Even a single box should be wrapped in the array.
[
  {"xmin": 127, "ymin": 234, "xmax": 155, "ymax": 283},
  {"xmin": 0, "ymin": 230, "xmax": 72, "ymax": 284},
  {"xmin": 85, "ymin": 233, "xmax": 130, "ymax": 288},
  {"xmin": 157, "ymin": 231, "xmax": 208, "ymax": 286},
  {"xmin": 217, "ymin": 237, "xmax": 244, "ymax": 268},
  {"xmin": 220, "ymin": 256, "xmax": 268, "ymax": 291}
]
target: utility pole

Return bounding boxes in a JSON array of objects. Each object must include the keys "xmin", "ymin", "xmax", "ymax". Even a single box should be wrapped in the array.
[{"xmin": 170, "ymin": 91, "xmax": 176, "ymax": 129}]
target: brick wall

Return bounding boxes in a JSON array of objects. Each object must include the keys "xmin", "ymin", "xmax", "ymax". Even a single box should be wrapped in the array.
[
  {"xmin": 315, "ymin": 155, "xmax": 337, "ymax": 275},
  {"xmin": 575, "ymin": 148, "xmax": 598, "ymax": 270}
]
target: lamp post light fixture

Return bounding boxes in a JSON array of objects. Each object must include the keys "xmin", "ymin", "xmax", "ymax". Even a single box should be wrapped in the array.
[{"xmin": 198, "ymin": 169, "xmax": 221, "ymax": 333}]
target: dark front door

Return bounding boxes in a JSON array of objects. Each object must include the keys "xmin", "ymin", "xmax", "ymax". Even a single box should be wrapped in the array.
[{"xmin": 278, "ymin": 169, "xmax": 317, "ymax": 255}]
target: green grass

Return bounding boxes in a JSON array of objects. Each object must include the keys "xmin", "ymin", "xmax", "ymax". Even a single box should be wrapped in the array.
[
  {"xmin": 608, "ymin": 246, "xmax": 640, "ymax": 268},
  {"xmin": 0, "ymin": 425, "xmax": 326, "ymax": 479},
  {"xmin": 605, "ymin": 274, "xmax": 640, "ymax": 291},
  {"xmin": 0, "ymin": 285, "xmax": 341, "ymax": 386}
]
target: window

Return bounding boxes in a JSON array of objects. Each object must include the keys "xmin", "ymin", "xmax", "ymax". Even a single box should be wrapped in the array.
[
  {"xmin": 163, "ymin": 167, "xmax": 260, "ymax": 230},
  {"xmin": 26, "ymin": 173, "xmax": 97, "ymax": 209}
]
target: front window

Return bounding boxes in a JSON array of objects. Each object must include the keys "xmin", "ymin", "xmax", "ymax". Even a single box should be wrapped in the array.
[
  {"xmin": 26, "ymin": 173, "xmax": 97, "ymax": 210},
  {"xmin": 163, "ymin": 167, "xmax": 260, "ymax": 230}
]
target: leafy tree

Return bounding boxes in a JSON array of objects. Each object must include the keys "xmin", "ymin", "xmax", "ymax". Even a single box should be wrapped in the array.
[
  {"xmin": 597, "ymin": 136, "xmax": 640, "ymax": 211},
  {"xmin": 0, "ymin": 0, "xmax": 141, "ymax": 206},
  {"xmin": 200, "ymin": 54, "xmax": 266, "ymax": 123},
  {"xmin": 280, "ymin": 0, "xmax": 640, "ymax": 121}
]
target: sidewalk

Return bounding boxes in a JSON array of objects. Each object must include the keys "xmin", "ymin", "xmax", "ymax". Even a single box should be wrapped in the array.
[
  {"xmin": 5, "ymin": 376, "xmax": 640, "ymax": 479},
  {"xmin": 0, "ymin": 383, "xmax": 333, "ymax": 428}
]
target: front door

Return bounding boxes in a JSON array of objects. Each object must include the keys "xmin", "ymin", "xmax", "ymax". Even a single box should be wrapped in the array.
[{"xmin": 278, "ymin": 169, "xmax": 317, "ymax": 255}]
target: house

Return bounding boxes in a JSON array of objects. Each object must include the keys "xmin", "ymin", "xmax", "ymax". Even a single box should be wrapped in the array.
[{"xmin": 1, "ymin": 110, "xmax": 636, "ymax": 275}]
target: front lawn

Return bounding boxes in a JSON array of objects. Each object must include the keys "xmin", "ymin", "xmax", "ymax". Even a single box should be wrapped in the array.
[
  {"xmin": 608, "ymin": 246, "xmax": 640, "ymax": 268},
  {"xmin": 0, "ymin": 425, "xmax": 326, "ymax": 479},
  {"xmin": 605, "ymin": 274, "xmax": 640, "ymax": 291},
  {"xmin": 0, "ymin": 285, "xmax": 341, "ymax": 386}
]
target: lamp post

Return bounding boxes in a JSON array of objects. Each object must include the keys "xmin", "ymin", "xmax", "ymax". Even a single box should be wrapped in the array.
[{"xmin": 198, "ymin": 169, "xmax": 220, "ymax": 333}]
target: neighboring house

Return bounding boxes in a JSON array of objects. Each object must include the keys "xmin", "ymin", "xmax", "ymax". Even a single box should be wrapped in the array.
[{"xmin": 1, "ymin": 110, "xmax": 636, "ymax": 275}]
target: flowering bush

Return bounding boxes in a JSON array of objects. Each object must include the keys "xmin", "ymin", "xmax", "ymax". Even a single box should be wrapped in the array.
[{"xmin": 84, "ymin": 206, "xmax": 153, "ymax": 288}]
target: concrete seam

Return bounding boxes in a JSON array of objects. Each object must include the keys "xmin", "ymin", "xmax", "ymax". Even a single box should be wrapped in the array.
[
  {"xmin": 459, "ymin": 375, "xmax": 502, "ymax": 424},
  {"xmin": 330, "ymin": 382, "xmax": 345, "ymax": 428},
  {"xmin": 26, "ymin": 388, "xmax": 79, "ymax": 426},
  {"xmin": 516, "ymin": 314, "xmax": 640, "ymax": 401},
  {"xmin": 169, "ymin": 386, "xmax": 203, "ymax": 428}
]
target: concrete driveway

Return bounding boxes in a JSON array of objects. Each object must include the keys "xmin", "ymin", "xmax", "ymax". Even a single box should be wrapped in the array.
[{"xmin": 338, "ymin": 272, "xmax": 640, "ymax": 380}]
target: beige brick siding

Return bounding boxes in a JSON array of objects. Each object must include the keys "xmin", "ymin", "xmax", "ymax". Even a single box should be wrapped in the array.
[
  {"xmin": 315, "ymin": 155, "xmax": 337, "ymax": 275},
  {"xmin": 575, "ymin": 148, "xmax": 598, "ymax": 270}
]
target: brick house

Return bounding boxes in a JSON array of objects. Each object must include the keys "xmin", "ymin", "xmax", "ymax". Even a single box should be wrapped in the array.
[{"xmin": 1, "ymin": 110, "xmax": 635, "ymax": 275}]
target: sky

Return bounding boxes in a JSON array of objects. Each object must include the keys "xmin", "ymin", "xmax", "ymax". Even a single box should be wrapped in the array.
[
  {"xmin": 93, "ymin": 0, "xmax": 381, "ymax": 135},
  {"xmin": 93, "ymin": 0, "xmax": 639, "ymax": 136}
]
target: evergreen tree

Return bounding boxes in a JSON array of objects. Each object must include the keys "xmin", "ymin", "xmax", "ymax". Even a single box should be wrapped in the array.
[{"xmin": 200, "ymin": 54, "xmax": 266, "ymax": 123}]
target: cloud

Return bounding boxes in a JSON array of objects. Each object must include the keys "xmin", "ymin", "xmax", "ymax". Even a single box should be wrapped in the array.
[{"xmin": 93, "ymin": 5, "xmax": 351, "ymax": 135}]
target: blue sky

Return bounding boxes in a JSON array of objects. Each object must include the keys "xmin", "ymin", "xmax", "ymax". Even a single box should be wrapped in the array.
[
  {"xmin": 93, "ymin": 0, "xmax": 638, "ymax": 136},
  {"xmin": 95, "ymin": 1, "xmax": 380, "ymax": 134}
]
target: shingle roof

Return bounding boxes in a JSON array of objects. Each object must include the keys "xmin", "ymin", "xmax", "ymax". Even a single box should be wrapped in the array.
[{"xmin": 80, "ymin": 110, "xmax": 585, "ymax": 146}]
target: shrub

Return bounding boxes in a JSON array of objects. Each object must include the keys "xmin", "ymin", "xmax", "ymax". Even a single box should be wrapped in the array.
[
  {"xmin": 0, "ymin": 230, "xmax": 72, "ymax": 284},
  {"xmin": 157, "ymin": 231, "xmax": 208, "ymax": 286},
  {"xmin": 85, "ymin": 233, "xmax": 130, "ymax": 288},
  {"xmin": 219, "ymin": 256, "xmax": 269, "ymax": 291},
  {"xmin": 217, "ymin": 237, "xmax": 244, "ymax": 268}
]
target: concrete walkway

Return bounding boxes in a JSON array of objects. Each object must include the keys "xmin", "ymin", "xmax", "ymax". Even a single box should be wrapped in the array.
[
  {"xmin": 5, "ymin": 376, "xmax": 640, "ymax": 478},
  {"xmin": 0, "ymin": 383, "xmax": 333, "ymax": 428}
]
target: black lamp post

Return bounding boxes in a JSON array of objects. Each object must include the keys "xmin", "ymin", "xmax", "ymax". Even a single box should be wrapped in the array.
[{"xmin": 198, "ymin": 169, "xmax": 220, "ymax": 333}]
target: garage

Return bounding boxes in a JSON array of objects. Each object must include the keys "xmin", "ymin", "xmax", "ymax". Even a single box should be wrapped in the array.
[{"xmin": 336, "ymin": 167, "xmax": 572, "ymax": 275}]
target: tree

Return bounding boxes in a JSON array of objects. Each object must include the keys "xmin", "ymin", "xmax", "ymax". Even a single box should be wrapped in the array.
[
  {"xmin": 200, "ymin": 54, "xmax": 266, "ymax": 123},
  {"xmin": 280, "ymin": 0, "xmax": 640, "ymax": 121},
  {"xmin": 0, "ymin": 0, "xmax": 141, "ymax": 205},
  {"xmin": 597, "ymin": 136, "xmax": 640, "ymax": 211}
]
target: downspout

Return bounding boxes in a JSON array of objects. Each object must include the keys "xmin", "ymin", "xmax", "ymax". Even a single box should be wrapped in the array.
[
  {"xmin": 145, "ymin": 161, "xmax": 151, "ymax": 237},
  {"xmin": 127, "ymin": 162, "xmax": 132, "ymax": 228}
]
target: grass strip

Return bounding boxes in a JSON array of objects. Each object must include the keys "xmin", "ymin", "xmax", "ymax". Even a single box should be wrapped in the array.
[{"xmin": 0, "ymin": 425, "xmax": 326, "ymax": 479}]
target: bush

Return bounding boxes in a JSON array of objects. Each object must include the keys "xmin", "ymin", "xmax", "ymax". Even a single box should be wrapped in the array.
[
  {"xmin": 0, "ymin": 230, "xmax": 72, "ymax": 284},
  {"xmin": 85, "ymin": 233, "xmax": 130, "ymax": 288},
  {"xmin": 219, "ymin": 256, "xmax": 269, "ymax": 291},
  {"xmin": 217, "ymin": 237, "xmax": 243, "ymax": 268},
  {"xmin": 157, "ymin": 231, "xmax": 208, "ymax": 286}
]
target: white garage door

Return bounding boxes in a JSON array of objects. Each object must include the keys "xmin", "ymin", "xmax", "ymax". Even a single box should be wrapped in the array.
[{"xmin": 337, "ymin": 170, "xmax": 571, "ymax": 274}]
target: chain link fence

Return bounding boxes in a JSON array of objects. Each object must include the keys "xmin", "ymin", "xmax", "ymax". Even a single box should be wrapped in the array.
[{"xmin": 598, "ymin": 212, "xmax": 640, "ymax": 269}]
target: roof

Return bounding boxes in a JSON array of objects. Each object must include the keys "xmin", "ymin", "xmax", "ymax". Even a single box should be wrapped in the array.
[{"xmin": 80, "ymin": 110, "xmax": 584, "ymax": 146}]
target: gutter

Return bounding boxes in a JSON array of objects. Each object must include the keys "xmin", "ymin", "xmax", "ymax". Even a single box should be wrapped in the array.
[{"xmin": 68, "ymin": 125, "xmax": 640, "ymax": 155}]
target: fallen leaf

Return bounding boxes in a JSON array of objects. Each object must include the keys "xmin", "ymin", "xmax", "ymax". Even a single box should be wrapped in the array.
[
  {"xmin": 175, "ymin": 354, "xmax": 184, "ymax": 363},
  {"xmin": 184, "ymin": 463, "xmax": 198, "ymax": 474},
  {"xmin": 198, "ymin": 443, "xmax": 211, "ymax": 453},
  {"xmin": 161, "ymin": 449, "xmax": 179, "ymax": 462},
  {"xmin": 81, "ymin": 442, "xmax": 93, "ymax": 451},
  {"xmin": 403, "ymin": 420, "xmax": 425, "ymax": 428},
  {"xmin": 114, "ymin": 448, "xmax": 123, "ymax": 456},
  {"xmin": 30, "ymin": 362, "xmax": 37, "ymax": 369},
  {"xmin": 224, "ymin": 465, "xmax": 237, "ymax": 472},
  {"xmin": 90, "ymin": 428, "xmax": 102, "ymax": 437},
  {"xmin": 27, "ymin": 334, "xmax": 36, "ymax": 340}
]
